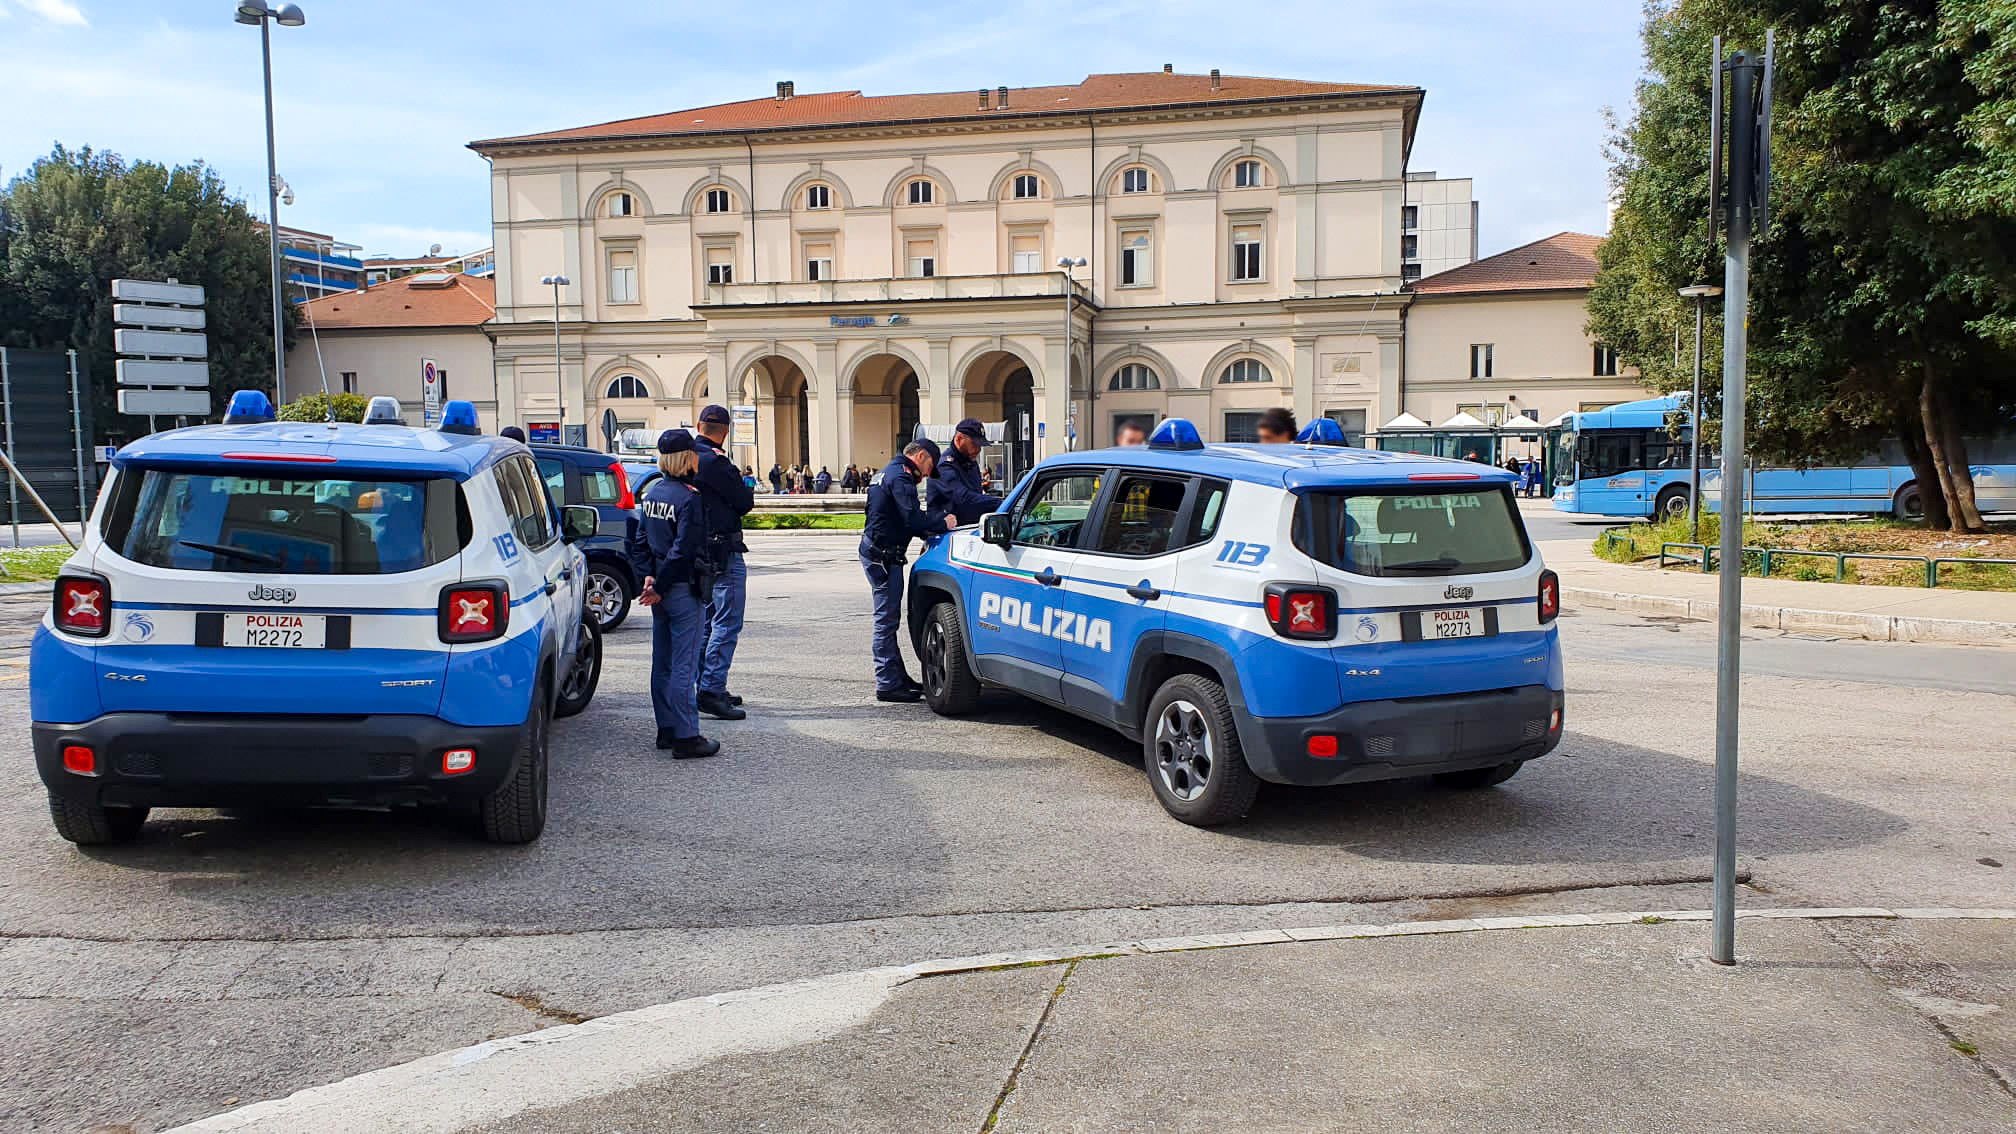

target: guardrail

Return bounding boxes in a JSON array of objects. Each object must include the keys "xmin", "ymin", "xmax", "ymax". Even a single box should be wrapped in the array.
[{"xmin": 1658, "ymin": 542, "xmax": 2016, "ymax": 588}]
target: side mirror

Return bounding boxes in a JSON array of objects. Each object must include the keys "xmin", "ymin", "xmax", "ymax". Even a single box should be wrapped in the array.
[
  {"xmin": 560, "ymin": 504, "xmax": 598, "ymax": 543},
  {"xmin": 981, "ymin": 512, "xmax": 1013, "ymax": 548}
]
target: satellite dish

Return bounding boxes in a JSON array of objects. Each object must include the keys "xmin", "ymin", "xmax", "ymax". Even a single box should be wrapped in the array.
[{"xmin": 428, "ymin": 243, "xmax": 443, "ymax": 257}]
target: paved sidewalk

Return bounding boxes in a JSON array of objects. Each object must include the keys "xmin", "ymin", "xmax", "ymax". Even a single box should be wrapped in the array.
[
  {"xmin": 174, "ymin": 909, "xmax": 2016, "ymax": 1134},
  {"xmin": 1542, "ymin": 537, "xmax": 2016, "ymax": 644}
]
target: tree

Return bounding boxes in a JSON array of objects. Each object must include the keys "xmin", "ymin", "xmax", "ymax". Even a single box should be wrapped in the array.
[
  {"xmin": 0, "ymin": 145, "xmax": 291, "ymax": 443},
  {"xmin": 278, "ymin": 391, "xmax": 369, "ymax": 423},
  {"xmin": 1589, "ymin": 1, "xmax": 2016, "ymax": 531}
]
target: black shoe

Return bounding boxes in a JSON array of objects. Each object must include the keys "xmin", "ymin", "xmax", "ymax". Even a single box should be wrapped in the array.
[
  {"xmin": 900, "ymin": 678, "xmax": 924, "ymax": 694},
  {"xmin": 697, "ymin": 691, "xmax": 747, "ymax": 721},
  {"xmin": 876, "ymin": 686, "xmax": 924, "ymax": 704},
  {"xmin": 655, "ymin": 728, "xmax": 680, "ymax": 750},
  {"xmin": 669, "ymin": 734, "xmax": 721, "ymax": 759},
  {"xmin": 726, "ymin": 692, "xmax": 744, "ymax": 707}
]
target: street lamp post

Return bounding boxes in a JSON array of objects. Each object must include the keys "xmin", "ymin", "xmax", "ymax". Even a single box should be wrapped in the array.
[
  {"xmin": 1056, "ymin": 256, "xmax": 1085, "ymax": 457},
  {"xmin": 1678, "ymin": 284, "xmax": 1723, "ymax": 542},
  {"xmin": 540, "ymin": 274, "xmax": 570, "ymax": 436},
  {"xmin": 235, "ymin": 0, "xmax": 305, "ymax": 402}
]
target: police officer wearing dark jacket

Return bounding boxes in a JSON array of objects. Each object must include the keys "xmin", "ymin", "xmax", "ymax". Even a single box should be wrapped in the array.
[
  {"xmin": 861, "ymin": 438, "xmax": 956, "ymax": 703},
  {"xmin": 692, "ymin": 405, "xmax": 755, "ymax": 721},
  {"xmin": 927, "ymin": 418, "xmax": 1003, "ymax": 526},
  {"xmin": 625, "ymin": 430, "xmax": 719, "ymax": 759}
]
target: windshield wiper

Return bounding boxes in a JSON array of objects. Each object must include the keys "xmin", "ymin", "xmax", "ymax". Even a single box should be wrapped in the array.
[
  {"xmin": 178, "ymin": 540, "xmax": 283, "ymax": 568},
  {"xmin": 1382, "ymin": 556, "xmax": 1463, "ymax": 574}
]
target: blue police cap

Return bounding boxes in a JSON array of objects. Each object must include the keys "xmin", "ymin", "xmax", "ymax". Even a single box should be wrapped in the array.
[
  {"xmin": 698, "ymin": 404, "xmax": 732, "ymax": 426},
  {"xmin": 954, "ymin": 417, "xmax": 989, "ymax": 443},
  {"xmin": 658, "ymin": 428, "xmax": 696, "ymax": 454},
  {"xmin": 499, "ymin": 426, "xmax": 528, "ymax": 443}
]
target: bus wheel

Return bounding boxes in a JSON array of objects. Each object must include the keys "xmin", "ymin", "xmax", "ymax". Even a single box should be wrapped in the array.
[
  {"xmin": 1893, "ymin": 484, "xmax": 1923, "ymax": 522},
  {"xmin": 1656, "ymin": 485, "xmax": 1690, "ymax": 521}
]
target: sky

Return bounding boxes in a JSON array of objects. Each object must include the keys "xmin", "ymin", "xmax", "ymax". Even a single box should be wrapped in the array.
[{"xmin": 0, "ymin": 0, "xmax": 1645, "ymax": 262}]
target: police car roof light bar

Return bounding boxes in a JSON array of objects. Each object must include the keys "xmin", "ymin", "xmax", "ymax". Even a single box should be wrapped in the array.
[
  {"xmin": 437, "ymin": 399, "xmax": 481, "ymax": 435},
  {"xmin": 363, "ymin": 396, "xmax": 405, "ymax": 425},
  {"xmin": 1296, "ymin": 418, "xmax": 1346, "ymax": 447},
  {"xmin": 221, "ymin": 389, "xmax": 276, "ymax": 425},
  {"xmin": 1148, "ymin": 418, "xmax": 1204, "ymax": 451}
]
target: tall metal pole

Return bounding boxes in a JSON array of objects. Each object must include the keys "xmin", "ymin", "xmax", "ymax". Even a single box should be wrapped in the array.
[
  {"xmin": 260, "ymin": 18, "xmax": 286, "ymax": 399},
  {"xmin": 1711, "ymin": 47, "xmax": 1759, "ymax": 968},
  {"xmin": 1061, "ymin": 266, "xmax": 1071, "ymax": 462},
  {"xmin": 69, "ymin": 349, "xmax": 88, "ymax": 541},
  {"xmin": 552, "ymin": 279, "xmax": 564, "ymax": 432},
  {"xmin": 1689, "ymin": 298, "xmax": 1705, "ymax": 540}
]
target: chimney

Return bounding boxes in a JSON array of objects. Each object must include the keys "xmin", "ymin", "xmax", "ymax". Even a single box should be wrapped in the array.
[
  {"xmin": 997, "ymin": 85, "xmax": 1009, "ymax": 109},
  {"xmin": 1163, "ymin": 63, "xmax": 1173, "ymax": 74},
  {"xmin": 1209, "ymin": 69, "xmax": 1221, "ymax": 90},
  {"xmin": 776, "ymin": 80, "xmax": 794, "ymax": 100},
  {"xmin": 978, "ymin": 87, "xmax": 991, "ymax": 110}
]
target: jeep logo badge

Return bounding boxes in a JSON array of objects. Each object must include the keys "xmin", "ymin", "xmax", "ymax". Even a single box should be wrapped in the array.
[
  {"xmin": 247, "ymin": 584, "xmax": 297, "ymax": 603},
  {"xmin": 1444, "ymin": 584, "xmax": 1474, "ymax": 600}
]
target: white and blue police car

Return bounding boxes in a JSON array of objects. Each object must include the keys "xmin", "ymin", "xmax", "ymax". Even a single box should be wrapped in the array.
[
  {"xmin": 29, "ymin": 393, "xmax": 602, "ymax": 846},
  {"xmin": 908, "ymin": 418, "xmax": 1564, "ymax": 826}
]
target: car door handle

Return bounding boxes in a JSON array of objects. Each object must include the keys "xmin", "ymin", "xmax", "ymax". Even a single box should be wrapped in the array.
[
  {"xmin": 1127, "ymin": 582, "xmax": 1161, "ymax": 601},
  {"xmin": 1036, "ymin": 567, "xmax": 1062, "ymax": 587}
]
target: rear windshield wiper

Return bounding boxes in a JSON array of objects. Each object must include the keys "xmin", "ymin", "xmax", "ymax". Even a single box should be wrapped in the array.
[
  {"xmin": 178, "ymin": 540, "xmax": 283, "ymax": 568},
  {"xmin": 1382, "ymin": 557, "xmax": 1463, "ymax": 574}
]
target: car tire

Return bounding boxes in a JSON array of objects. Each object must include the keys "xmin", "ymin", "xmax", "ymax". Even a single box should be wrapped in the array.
[
  {"xmin": 583, "ymin": 563, "xmax": 632, "ymax": 632},
  {"xmin": 47, "ymin": 794, "xmax": 148, "ymax": 846},
  {"xmin": 1433, "ymin": 761, "xmax": 1524, "ymax": 790},
  {"xmin": 1142, "ymin": 674, "xmax": 1261, "ymax": 827},
  {"xmin": 555, "ymin": 619, "xmax": 602, "ymax": 719},
  {"xmin": 1655, "ymin": 484, "xmax": 1690, "ymax": 521},
  {"xmin": 921, "ymin": 602, "xmax": 981, "ymax": 715},
  {"xmin": 1893, "ymin": 483, "xmax": 1924, "ymax": 522},
  {"xmin": 481, "ymin": 677, "xmax": 550, "ymax": 844}
]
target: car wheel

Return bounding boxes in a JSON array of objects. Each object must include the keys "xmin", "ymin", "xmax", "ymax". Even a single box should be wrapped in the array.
[
  {"xmin": 555, "ymin": 620, "xmax": 602, "ymax": 719},
  {"xmin": 1893, "ymin": 483, "xmax": 1924, "ymax": 522},
  {"xmin": 922, "ymin": 602, "xmax": 981, "ymax": 715},
  {"xmin": 1433, "ymin": 761, "xmax": 1524, "ymax": 790},
  {"xmin": 1142, "ymin": 674, "xmax": 1260, "ymax": 826},
  {"xmin": 47, "ymin": 793, "xmax": 148, "ymax": 846},
  {"xmin": 583, "ymin": 564, "xmax": 632, "ymax": 632},
  {"xmin": 1656, "ymin": 484, "xmax": 1690, "ymax": 521},
  {"xmin": 481, "ymin": 677, "xmax": 550, "ymax": 844}
]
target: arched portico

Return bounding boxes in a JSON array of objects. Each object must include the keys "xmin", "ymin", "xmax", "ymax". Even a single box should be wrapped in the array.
[
  {"xmin": 847, "ymin": 352, "xmax": 919, "ymax": 471},
  {"xmin": 734, "ymin": 354, "xmax": 809, "ymax": 475}
]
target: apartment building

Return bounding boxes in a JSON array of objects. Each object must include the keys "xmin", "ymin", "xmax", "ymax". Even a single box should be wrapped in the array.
[
  {"xmin": 469, "ymin": 69, "xmax": 1423, "ymax": 473},
  {"xmin": 260, "ymin": 224, "xmax": 366, "ymax": 301},
  {"xmin": 1401, "ymin": 171, "xmax": 1477, "ymax": 282},
  {"xmin": 364, "ymin": 246, "xmax": 497, "ymax": 286}
]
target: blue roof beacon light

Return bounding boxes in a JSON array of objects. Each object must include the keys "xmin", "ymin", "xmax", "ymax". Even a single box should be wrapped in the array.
[
  {"xmin": 1147, "ymin": 417, "xmax": 1204, "ymax": 452},
  {"xmin": 221, "ymin": 389, "xmax": 276, "ymax": 425},
  {"xmin": 1296, "ymin": 417, "xmax": 1347, "ymax": 447},
  {"xmin": 362, "ymin": 396, "xmax": 405, "ymax": 425},
  {"xmin": 437, "ymin": 399, "xmax": 481, "ymax": 435}
]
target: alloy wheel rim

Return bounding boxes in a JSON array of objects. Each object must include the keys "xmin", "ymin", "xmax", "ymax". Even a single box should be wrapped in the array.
[
  {"xmin": 562, "ymin": 634, "xmax": 597, "ymax": 701},
  {"xmin": 922, "ymin": 621, "xmax": 946, "ymax": 697},
  {"xmin": 1153, "ymin": 699, "xmax": 1214, "ymax": 802},
  {"xmin": 585, "ymin": 572, "xmax": 623, "ymax": 624}
]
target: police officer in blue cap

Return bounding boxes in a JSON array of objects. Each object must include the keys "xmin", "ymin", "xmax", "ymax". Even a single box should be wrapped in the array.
[
  {"xmin": 928, "ymin": 418, "xmax": 1003, "ymax": 526},
  {"xmin": 626, "ymin": 429, "xmax": 720, "ymax": 758},
  {"xmin": 691, "ymin": 404, "xmax": 754, "ymax": 721},
  {"xmin": 861, "ymin": 437, "xmax": 955, "ymax": 703}
]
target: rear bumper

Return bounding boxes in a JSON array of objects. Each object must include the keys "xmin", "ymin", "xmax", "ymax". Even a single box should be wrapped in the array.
[
  {"xmin": 1236, "ymin": 686, "xmax": 1564, "ymax": 786},
  {"xmin": 33, "ymin": 713, "xmax": 524, "ymax": 808}
]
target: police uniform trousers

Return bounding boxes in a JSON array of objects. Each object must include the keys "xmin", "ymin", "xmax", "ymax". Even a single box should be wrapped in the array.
[
  {"xmin": 860, "ymin": 549, "xmax": 909, "ymax": 692},
  {"xmin": 651, "ymin": 586, "xmax": 705, "ymax": 738},
  {"xmin": 697, "ymin": 550, "xmax": 746, "ymax": 695}
]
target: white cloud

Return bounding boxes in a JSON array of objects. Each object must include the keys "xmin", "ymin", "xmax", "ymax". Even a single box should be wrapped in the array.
[{"xmin": 11, "ymin": 0, "xmax": 88, "ymax": 26}]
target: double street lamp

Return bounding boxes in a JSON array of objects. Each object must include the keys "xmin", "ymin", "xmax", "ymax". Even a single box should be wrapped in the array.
[
  {"xmin": 540, "ymin": 274, "xmax": 571, "ymax": 434},
  {"xmin": 1678, "ymin": 283, "xmax": 1724, "ymax": 541},
  {"xmin": 235, "ymin": 0, "xmax": 306, "ymax": 401},
  {"xmin": 1057, "ymin": 256, "xmax": 1086, "ymax": 455}
]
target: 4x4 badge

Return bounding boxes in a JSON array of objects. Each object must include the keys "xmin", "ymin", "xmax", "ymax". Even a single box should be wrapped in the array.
[
  {"xmin": 1444, "ymin": 584, "xmax": 1474, "ymax": 600},
  {"xmin": 247, "ymin": 584, "xmax": 297, "ymax": 603}
]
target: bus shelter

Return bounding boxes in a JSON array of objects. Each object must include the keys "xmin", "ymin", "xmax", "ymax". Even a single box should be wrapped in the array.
[{"xmin": 1366, "ymin": 411, "xmax": 1564, "ymax": 496}]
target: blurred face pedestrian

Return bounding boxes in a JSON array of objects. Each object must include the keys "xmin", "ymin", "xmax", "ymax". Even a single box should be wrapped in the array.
[
  {"xmin": 1115, "ymin": 421, "xmax": 1149, "ymax": 447},
  {"xmin": 1256, "ymin": 407, "xmax": 1298, "ymax": 445}
]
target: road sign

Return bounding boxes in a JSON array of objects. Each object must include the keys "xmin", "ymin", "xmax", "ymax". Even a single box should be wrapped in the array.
[
  {"xmin": 422, "ymin": 358, "xmax": 441, "ymax": 422},
  {"xmin": 600, "ymin": 408, "xmax": 619, "ymax": 445},
  {"xmin": 115, "ymin": 359, "xmax": 210, "ymax": 387},
  {"xmin": 114, "ymin": 329, "xmax": 208, "ymax": 360},
  {"xmin": 111, "ymin": 279, "xmax": 205, "ymax": 306},
  {"xmin": 528, "ymin": 422, "xmax": 560, "ymax": 443},
  {"xmin": 112, "ymin": 304, "xmax": 204, "ymax": 330},
  {"xmin": 113, "ymin": 279, "xmax": 211, "ymax": 414},
  {"xmin": 118, "ymin": 388, "xmax": 211, "ymax": 416},
  {"xmin": 731, "ymin": 404, "xmax": 757, "ymax": 446}
]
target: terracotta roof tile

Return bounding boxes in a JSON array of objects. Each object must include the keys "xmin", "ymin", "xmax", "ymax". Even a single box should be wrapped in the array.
[
  {"xmin": 1408, "ymin": 232, "xmax": 1604, "ymax": 296},
  {"xmin": 473, "ymin": 72, "xmax": 1417, "ymax": 149},
  {"xmin": 299, "ymin": 273, "xmax": 494, "ymax": 330}
]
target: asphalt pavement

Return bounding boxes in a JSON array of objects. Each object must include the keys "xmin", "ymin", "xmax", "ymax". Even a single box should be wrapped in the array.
[{"xmin": 3, "ymin": 530, "xmax": 2012, "ymax": 1132}]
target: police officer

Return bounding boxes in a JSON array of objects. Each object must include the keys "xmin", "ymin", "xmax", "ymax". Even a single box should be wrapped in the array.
[
  {"xmin": 862, "ymin": 438, "xmax": 956, "ymax": 703},
  {"xmin": 928, "ymin": 418, "xmax": 1003, "ymax": 526},
  {"xmin": 691, "ymin": 404, "xmax": 755, "ymax": 721},
  {"xmin": 626, "ymin": 430, "xmax": 720, "ymax": 759},
  {"xmin": 499, "ymin": 426, "xmax": 528, "ymax": 444}
]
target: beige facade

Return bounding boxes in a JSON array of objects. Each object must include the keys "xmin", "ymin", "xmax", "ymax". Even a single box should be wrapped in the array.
[
  {"xmin": 283, "ymin": 327, "xmax": 498, "ymax": 428},
  {"xmin": 471, "ymin": 73, "xmax": 1422, "ymax": 475},
  {"xmin": 1403, "ymin": 291, "xmax": 1643, "ymax": 430},
  {"xmin": 1401, "ymin": 172, "xmax": 1477, "ymax": 281}
]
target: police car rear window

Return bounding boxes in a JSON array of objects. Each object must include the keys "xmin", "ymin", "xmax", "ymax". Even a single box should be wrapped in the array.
[
  {"xmin": 1295, "ymin": 487, "xmax": 1529, "ymax": 577},
  {"xmin": 101, "ymin": 468, "xmax": 470, "ymax": 575}
]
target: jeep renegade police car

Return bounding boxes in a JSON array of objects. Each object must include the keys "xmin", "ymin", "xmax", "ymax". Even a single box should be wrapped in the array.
[
  {"xmin": 908, "ymin": 419, "xmax": 1564, "ymax": 826},
  {"xmin": 30, "ymin": 394, "xmax": 603, "ymax": 846}
]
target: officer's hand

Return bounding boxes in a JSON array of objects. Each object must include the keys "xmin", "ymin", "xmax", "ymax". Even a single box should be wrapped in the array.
[
  {"xmin": 639, "ymin": 576, "xmax": 661, "ymax": 607},
  {"xmin": 943, "ymin": 514, "xmax": 957, "ymax": 530}
]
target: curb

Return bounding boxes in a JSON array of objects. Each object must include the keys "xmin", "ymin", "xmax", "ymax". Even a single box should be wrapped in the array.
[
  {"xmin": 1562, "ymin": 585, "xmax": 2016, "ymax": 645},
  {"xmin": 165, "ymin": 905, "xmax": 2016, "ymax": 1133}
]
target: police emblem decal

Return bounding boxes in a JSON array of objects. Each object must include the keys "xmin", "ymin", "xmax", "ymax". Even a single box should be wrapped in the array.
[
  {"xmin": 1354, "ymin": 615, "xmax": 1379, "ymax": 642},
  {"xmin": 122, "ymin": 612, "xmax": 155, "ymax": 643}
]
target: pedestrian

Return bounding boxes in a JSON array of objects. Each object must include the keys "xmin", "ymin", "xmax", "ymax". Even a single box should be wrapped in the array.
[
  {"xmin": 816, "ymin": 466, "xmax": 833, "ymax": 494},
  {"xmin": 500, "ymin": 426, "xmax": 527, "ymax": 444},
  {"xmin": 840, "ymin": 465, "xmax": 858, "ymax": 493},
  {"xmin": 1114, "ymin": 419, "xmax": 1150, "ymax": 447},
  {"xmin": 1522, "ymin": 455, "xmax": 1542, "ymax": 497},
  {"xmin": 691, "ymin": 405, "xmax": 753, "ymax": 722},
  {"xmin": 1464, "ymin": 450, "xmax": 1481, "ymax": 463},
  {"xmin": 742, "ymin": 465, "xmax": 758, "ymax": 491},
  {"xmin": 626, "ymin": 429, "xmax": 719, "ymax": 759},
  {"xmin": 1256, "ymin": 407, "xmax": 1298, "ymax": 444},
  {"xmin": 794, "ymin": 467, "xmax": 810, "ymax": 494},
  {"xmin": 768, "ymin": 463, "xmax": 783, "ymax": 494},
  {"xmin": 929, "ymin": 417, "xmax": 1003, "ymax": 526},
  {"xmin": 861, "ymin": 438, "xmax": 955, "ymax": 703}
]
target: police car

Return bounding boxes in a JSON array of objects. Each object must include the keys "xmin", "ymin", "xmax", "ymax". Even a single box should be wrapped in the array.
[
  {"xmin": 908, "ymin": 418, "xmax": 1564, "ymax": 826},
  {"xmin": 29, "ymin": 393, "xmax": 603, "ymax": 846}
]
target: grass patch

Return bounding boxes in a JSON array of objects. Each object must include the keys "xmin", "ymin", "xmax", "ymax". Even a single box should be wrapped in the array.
[
  {"xmin": 1592, "ymin": 513, "xmax": 2016, "ymax": 590},
  {"xmin": 0, "ymin": 545, "xmax": 73, "ymax": 583},
  {"xmin": 1636, "ymin": 915, "xmax": 1667, "ymax": 925},
  {"xmin": 1950, "ymin": 1039, "xmax": 1980, "ymax": 1057},
  {"xmin": 743, "ymin": 512, "xmax": 864, "ymax": 530}
]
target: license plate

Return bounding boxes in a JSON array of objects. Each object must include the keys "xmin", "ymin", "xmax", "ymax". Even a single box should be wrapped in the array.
[
  {"xmin": 222, "ymin": 612, "xmax": 327, "ymax": 648},
  {"xmin": 1427, "ymin": 607, "xmax": 1484, "ymax": 639}
]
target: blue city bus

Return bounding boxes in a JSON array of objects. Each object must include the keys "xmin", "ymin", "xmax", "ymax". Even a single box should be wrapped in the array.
[{"xmin": 1550, "ymin": 394, "xmax": 2016, "ymax": 520}]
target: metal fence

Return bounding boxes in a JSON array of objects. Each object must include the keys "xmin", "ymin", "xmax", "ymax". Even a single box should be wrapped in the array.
[
  {"xmin": 0, "ymin": 347, "xmax": 96, "ymax": 542},
  {"xmin": 1658, "ymin": 541, "xmax": 2016, "ymax": 588}
]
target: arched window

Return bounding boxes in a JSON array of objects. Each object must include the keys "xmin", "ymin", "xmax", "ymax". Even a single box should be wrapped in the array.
[
  {"xmin": 1118, "ymin": 167, "xmax": 1156, "ymax": 194},
  {"xmin": 606, "ymin": 191, "xmax": 635, "ymax": 217},
  {"xmin": 805, "ymin": 183, "xmax": 832, "ymax": 210},
  {"xmin": 1230, "ymin": 159, "xmax": 1265, "ymax": 189},
  {"xmin": 1219, "ymin": 359, "xmax": 1272, "ymax": 384},
  {"xmin": 704, "ymin": 187, "xmax": 732, "ymax": 214},
  {"xmin": 905, "ymin": 178, "xmax": 936, "ymax": 205},
  {"xmin": 1108, "ymin": 363, "xmax": 1161, "ymax": 391},
  {"xmin": 1010, "ymin": 173, "xmax": 1041, "ymax": 199},
  {"xmin": 605, "ymin": 374, "xmax": 649, "ymax": 399}
]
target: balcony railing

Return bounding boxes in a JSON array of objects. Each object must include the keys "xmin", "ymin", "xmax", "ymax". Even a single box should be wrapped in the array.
[
  {"xmin": 282, "ymin": 247, "xmax": 366, "ymax": 272},
  {"xmin": 700, "ymin": 272, "xmax": 1084, "ymax": 307}
]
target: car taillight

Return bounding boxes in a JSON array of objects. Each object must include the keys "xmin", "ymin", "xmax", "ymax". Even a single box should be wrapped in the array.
[
  {"xmin": 439, "ymin": 583, "xmax": 509, "ymax": 643},
  {"xmin": 609, "ymin": 461, "xmax": 634, "ymax": 510},
  {"xmin": 1538, "ymin": 569, "xmax": 1560, "ymax": 623},
  {"xmin": 1264, "ymin": 583, "xmax": 1337, "ymax": 641},
  {"xmin": 54, "ymin": 575, "xmax": 110, "ymax": 638}
]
